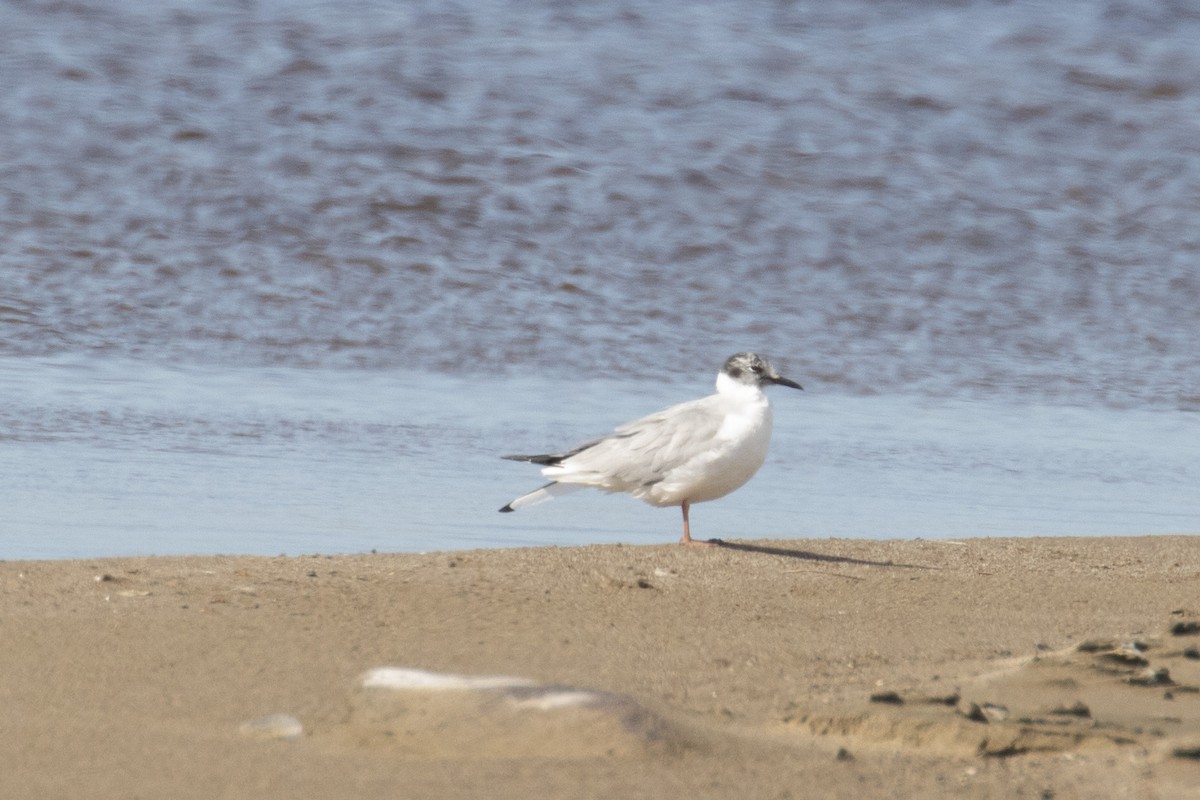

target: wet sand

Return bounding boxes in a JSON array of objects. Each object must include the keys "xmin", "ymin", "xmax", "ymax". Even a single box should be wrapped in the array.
[{"xmin": 2, "ymin": 536, "xmax": 1198, "ymax": 799}]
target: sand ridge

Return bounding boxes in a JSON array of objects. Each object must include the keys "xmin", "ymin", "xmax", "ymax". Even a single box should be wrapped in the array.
[{"xmin": 790, "ymin": 627, "xmax": 1200, "ymax": 758}]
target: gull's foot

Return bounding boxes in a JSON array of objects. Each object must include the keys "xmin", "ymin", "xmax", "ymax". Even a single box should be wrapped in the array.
[{"xmin": 679, "ymin": 536, "xmax": 725, "ymax": 547}]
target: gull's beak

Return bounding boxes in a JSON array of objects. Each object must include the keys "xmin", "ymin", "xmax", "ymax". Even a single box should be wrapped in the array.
[{"xmin": 770, "ymin": 375, "xmax": 804, "ymax": 391}]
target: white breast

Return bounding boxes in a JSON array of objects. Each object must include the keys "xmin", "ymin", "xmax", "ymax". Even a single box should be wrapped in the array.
[{"xmin": 646, "ymin": 381, "xmax": 774, "ymax": 506}]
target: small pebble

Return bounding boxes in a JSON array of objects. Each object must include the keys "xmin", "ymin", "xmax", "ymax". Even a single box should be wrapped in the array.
[
  {"xmin": 1172, "ymin": 742, "xmax": 1200, "ymax": 761},
  {"xmin": 1128, "ymin": 667, "xmax": 1173, "ymax": 687},
  {"xmin": 1048, "ymin": 702, "xmax": 1091, "ymax": 718},
  {"xmin": 979, "ymin": 702, "xmax": 1009, "ymax": 722},
  {"xmin": 958, "ymin": 701, "xmax": 1009, "ymax": 723},
  {"xmin": 1099, "ymin": 647, "xmax": 1149, "ymax": 667}
]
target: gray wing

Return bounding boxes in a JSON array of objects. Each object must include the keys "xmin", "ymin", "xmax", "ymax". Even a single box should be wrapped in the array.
[{"xmin": 556, "ymin": 396, "xmax": 724, "ymax": 488}]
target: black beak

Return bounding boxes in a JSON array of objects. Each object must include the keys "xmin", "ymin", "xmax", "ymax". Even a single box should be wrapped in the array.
[{"xmin": 770, "ymin": 375, "xmax": 803, "ymax": 391}]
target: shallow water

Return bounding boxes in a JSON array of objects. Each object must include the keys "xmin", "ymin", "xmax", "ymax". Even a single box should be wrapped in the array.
[
  {"xmin": 1, "ymin": 1, "xmax": 1198, "ymax": 557},
  {"xmin": 2, "ymin": 357, "xmax": 1196, "ymax": 559}
]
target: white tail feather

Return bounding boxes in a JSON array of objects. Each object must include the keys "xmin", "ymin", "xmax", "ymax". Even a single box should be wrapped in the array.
[{"xmin": 503, "ymin": 482, "xmax": 585, "ymax": 511}]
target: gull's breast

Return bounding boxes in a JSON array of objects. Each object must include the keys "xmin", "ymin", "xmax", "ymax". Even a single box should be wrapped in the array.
[{"xmin": 650, "ymin": 399, "xmax": 774, "ymax": 505}]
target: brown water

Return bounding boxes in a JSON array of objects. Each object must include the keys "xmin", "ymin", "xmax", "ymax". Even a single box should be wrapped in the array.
[{"xmin": 2, "ymin": 1, "xmax": 1198, "ymax": 557}]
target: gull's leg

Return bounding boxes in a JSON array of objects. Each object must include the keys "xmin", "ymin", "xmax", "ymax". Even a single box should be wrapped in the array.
[{"xmin": 678, "ymin": 500, "xmax": 720, "ymax": 547}]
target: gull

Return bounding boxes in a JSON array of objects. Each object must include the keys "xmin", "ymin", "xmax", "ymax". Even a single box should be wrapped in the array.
[{"xmin": 499, "ymin": 352, "xmax": 802, "ymax": 545}]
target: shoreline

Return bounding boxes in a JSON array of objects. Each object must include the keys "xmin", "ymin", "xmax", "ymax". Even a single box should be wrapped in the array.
[{"xmin": 3, "ymin": 536, "xmax": 1198, "ymax": 798}]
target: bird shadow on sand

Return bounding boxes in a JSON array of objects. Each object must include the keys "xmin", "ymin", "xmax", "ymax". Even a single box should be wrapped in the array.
[{"xmin": 709, "ymin": 539, "xmax": 933, "ymax": 571}]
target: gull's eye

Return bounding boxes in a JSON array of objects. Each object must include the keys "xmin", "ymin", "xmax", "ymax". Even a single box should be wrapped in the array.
[{"xmin": 751, "ymin": 364, "xmax": 764, "ymax": 374}]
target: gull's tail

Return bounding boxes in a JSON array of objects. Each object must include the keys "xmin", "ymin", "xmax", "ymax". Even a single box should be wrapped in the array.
[{"xmin": 499, "ymin": 481, "xmax": 584, "ymax": 512}]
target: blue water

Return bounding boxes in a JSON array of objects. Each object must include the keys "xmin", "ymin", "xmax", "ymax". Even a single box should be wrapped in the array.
[
  {"xmin": 2, "ymin": 0, "xmax": 1198, "ymax": 557},
  {"xmin": 1, "ymin": 356, "xmax": 1195, "ymax": 559}
]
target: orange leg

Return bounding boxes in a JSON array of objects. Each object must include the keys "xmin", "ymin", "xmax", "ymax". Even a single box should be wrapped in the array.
[{"xmin": 678, "ymin": 500, "xmax": 720, "ymax": 546}]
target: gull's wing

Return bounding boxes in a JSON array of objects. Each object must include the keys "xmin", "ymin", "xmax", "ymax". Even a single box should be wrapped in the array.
[{"xmin": 553, "ymin": 395, "xmax": 725, "ymax": 489}]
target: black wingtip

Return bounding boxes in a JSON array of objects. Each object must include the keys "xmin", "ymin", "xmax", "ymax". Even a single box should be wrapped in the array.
[
  {"xmin": 501, "ymin": 453, "xmax": 563, "ymax": 466},
  {"xmin": 499, "ymin": 504, "xmax": 515, "ymax": 513}
]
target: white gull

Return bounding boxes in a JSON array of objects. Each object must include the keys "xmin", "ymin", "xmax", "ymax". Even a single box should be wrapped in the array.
[{"xmin": 500, "ymin": 352, "xmax": 802, "ymax": 545}]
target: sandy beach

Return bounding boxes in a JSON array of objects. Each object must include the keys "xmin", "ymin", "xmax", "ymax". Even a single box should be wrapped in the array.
[{"xmin": 3, "ymin": 536, "xmax": 1198, "ymax": 799}]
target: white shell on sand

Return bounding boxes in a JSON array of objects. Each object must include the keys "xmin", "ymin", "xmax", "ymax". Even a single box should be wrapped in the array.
[
  {"xmin": 507, "ymin": 689, "xmax": 602, "ymax": 710},
  {"xmin": 238, "ymin": 713, "xmax": 304, "ymax": 741},
  {"xmin": 361, "ymin": 667, "xmax": 536, "ymax": 691},
  {"xmin": 350, "ymin": 666, "xmax": 685, "ymax": 759}
]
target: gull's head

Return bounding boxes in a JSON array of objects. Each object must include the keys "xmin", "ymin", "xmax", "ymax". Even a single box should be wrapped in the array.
[{"xmin": 720, "ymin": 352, "xmax": 803, "ymax": 392}]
